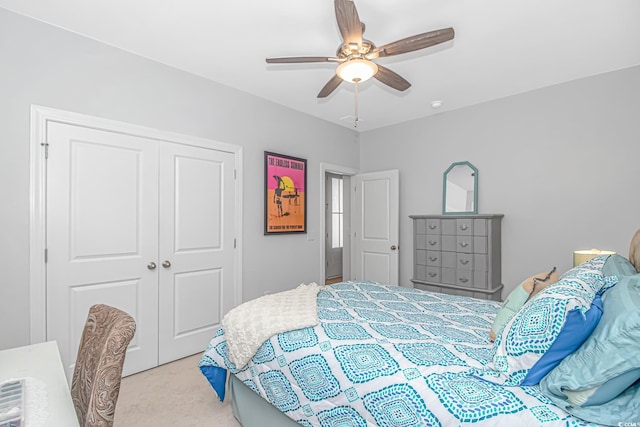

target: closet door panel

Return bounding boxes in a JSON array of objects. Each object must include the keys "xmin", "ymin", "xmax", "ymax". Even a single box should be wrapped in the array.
[
  {"xmin": 158, "ymin": 144, "xmax": 236, "ymax": 363},
  {"xmin": 46, "ymin": 122, "xmax": 160, "ymax": 379}
]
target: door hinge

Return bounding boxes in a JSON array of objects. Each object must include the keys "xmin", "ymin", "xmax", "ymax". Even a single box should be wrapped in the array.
[
  {"xmin": 44, "ymin": 248, "xmax": 48, "ymax": 263},
  {"xmin": 234, "ymin": 169, "xmax": 237, "ymax": 179},
  {"xmin": 41, "ymin": 142, "xmax": 49, "ymax": 159},
  {"xmin": 234, "ymin": 238, "xmax": 237, "ymax": 248}
]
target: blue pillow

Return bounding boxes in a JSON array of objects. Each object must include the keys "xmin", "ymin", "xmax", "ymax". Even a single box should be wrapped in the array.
[
  {"xmin": 540, "ymin": 274, "xmax": 640, "ymax": 425},
  {"xmin": 520, "ymin": 294, "xmax": 602, "ymax": 385},
  {"xmin": 601, "ymin": 254, "xmax": 637, "ymax": 279},
  {"xmin": 582, "ymin": 367, "xmax": 640, "ymax": 406}
]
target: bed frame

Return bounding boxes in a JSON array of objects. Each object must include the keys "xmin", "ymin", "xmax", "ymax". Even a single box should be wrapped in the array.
[{"xmin": 229, "ymin": 375, "xmax": 298, "ymax": 427}]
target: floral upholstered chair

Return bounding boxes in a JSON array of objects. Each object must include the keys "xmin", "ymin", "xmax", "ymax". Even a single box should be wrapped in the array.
[{"xmin": 70, "ymin": 304, "xmax": 136, "ymax": 427}]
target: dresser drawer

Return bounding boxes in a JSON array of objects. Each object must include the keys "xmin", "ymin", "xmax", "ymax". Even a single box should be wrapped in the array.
[
  {"xmin": 473, "ymin": 236, "xmax": 488, "ymax": 254},
  {"xmin": 426, "ymin": 236, "xmax": 442, "ymax": 250},
  {"xmin": 473, "ymin": 219, "xmax": 488, "ymax": 236},
  {"xmin": 416, "ymin": 249, "xmax": 427, "ymax": 266},
  {"xmin": 456, "ymin": 269, "xmax": 473, "ymax": 287},
  {"xmin": 426, "ymin": 219, "xmax": 441, "ymax": 235},
  {"xmin": 416, "ymin": 235, "xmax": 427, "ymax": 250},
  {"xmin": 441, "ymin": 219, "xmax": 456, "ymax": 235},
  {"xmin": 474, "ymin": 271, "xmax": 488, "ymax": 289},
  {"xmin": 457, "ymin": 253, "xmax": 473, "ymax": 270},
  {"xmin": 426, "ymin": 267, "xmax": 441, "ymax": 282},
  {"xmin": 456, "ymin": 236, "xmax": 473, "ymax": 253},
  {"xmin": 473, "ymin": 254, "xmax": 488, "ymax": 271},
  {"xmin": 441, "ymin": 267, "xmax": 456, "ymax": 285},
  {"xmin": 442, "ymin": 236, "xmax": 456, "ymax": 252},
  {"xmin": 442, "ymin": 251, "xmax": 456, "ymax": 268},
  {"xmin": 426, "ymin": 251, "xmax": 441, "ymax": 266},
  {"xmin": 456, "ymin": 218, "xmax": 473, "ymax": 236}
]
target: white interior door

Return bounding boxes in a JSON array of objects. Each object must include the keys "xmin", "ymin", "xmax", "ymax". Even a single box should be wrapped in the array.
[
  {"xmin": 352, "ymin": 170, "xmax": 399, "ymax": 285},
  {"xmin": 46, "ymin": 122, "xmax": 159, "ymax": 378},
  {"xmin": 158, "ymin": 143, "xmax": 236, "ymax": 363}
]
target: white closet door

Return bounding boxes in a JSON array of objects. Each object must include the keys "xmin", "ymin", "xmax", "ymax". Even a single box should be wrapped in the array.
[
  {"xmin": 158, "ymin": 143, "xmax": 236, "ymax": 363},
  {"xmin": 46, "ymin": 122, "xmax": 160, "ymax": 379}
]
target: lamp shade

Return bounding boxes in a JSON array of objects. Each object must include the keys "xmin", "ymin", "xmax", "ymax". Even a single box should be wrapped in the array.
[
  {"xmin": 336, "ymin": 59, "xmax": 378, "ymax": 83},
  {"xmin": 573, "ymin": 249, "xmax": 616, "ymax": 267}
]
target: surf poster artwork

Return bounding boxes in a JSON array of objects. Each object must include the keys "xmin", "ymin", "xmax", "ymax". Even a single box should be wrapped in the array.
[{"xmin": 264, "ymin": 151, "xmax": 307, "ymax": 234}]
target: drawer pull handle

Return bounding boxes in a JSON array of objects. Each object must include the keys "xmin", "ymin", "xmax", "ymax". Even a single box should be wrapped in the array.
[
  {"xmin": 429, "ymin": 241, "xmax": 437, "ymax": 246},
  {"xmin": 460, "ymin": 241, "xmax": 469, "ymax": 248},
  {"xmin": 428, "ymin": 224, "xmax": 437, "ymax": 230},
  {"xmin": 459, "ymin": 278, "xmax": 469, "ymax": 283},
  {"xmin": 429, "ymin": 272, "xmax": 437, "ymax": 278},
  {"xmin": 460, "ymin": 259, "xmax": 469, "ymax": 265},
  {"xmin": 460, "ymin": 224, "xmax": 468, "ymax": 231},
  {"xmin": 429, "ymin": 256, "xmax": 438, "ymax": 262}
]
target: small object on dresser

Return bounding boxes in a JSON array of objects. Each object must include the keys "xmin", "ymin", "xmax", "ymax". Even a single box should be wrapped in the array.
[{"xmin": 0, "ymin": 379, "xmax": 24, "ymax": 427}]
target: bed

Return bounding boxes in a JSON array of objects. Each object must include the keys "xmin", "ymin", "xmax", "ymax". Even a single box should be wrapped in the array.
[{"xmin": 199, "ymin": 273, "xmax": 630, "ymax": 427}]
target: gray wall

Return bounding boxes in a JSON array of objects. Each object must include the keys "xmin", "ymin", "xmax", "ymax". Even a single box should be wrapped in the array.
[
  {"xmin": 360, "ymin": 65, "xmax": 640, "ymax": 295},
  {"xmin": 0, "ymin": 9, "xmax": 359, "ymax": 350}
]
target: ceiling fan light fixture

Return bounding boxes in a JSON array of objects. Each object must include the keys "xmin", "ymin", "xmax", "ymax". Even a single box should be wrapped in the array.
[{"xmin": 337, "ymin": 58, "xmax": 378, "ymax": 83}]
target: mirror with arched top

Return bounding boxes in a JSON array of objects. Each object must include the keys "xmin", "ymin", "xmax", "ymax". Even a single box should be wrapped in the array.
[{"xmin": 442, "ymin": 161, "xmax": 478, "ymax": 215}]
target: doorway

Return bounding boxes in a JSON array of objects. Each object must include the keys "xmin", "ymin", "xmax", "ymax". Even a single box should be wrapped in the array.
[
  {"xmin": 325, "ymin": 173, "xmax": 345, "ymax": 283},
  {"xmin": 320, "ymin": 163, "xmax": 358, "ymax": 285},
  {"xmin": 319, "ymin": 164, "xmax": 400, "ymax": 287}
]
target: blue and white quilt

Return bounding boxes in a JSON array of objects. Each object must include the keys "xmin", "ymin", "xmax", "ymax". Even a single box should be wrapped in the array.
[{"xmin": 199, "ymin": 281, "xmax": 600, "ymax": 426}]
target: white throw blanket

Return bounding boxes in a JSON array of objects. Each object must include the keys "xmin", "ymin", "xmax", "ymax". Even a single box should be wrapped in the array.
[{"xmin": 222, "ymin": 282, "xmax": 322, "ymax": 368}]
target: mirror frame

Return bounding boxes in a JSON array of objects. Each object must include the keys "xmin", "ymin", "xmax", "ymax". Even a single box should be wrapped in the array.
[{"xmin": 442, "ymin": 161, "xmax": 478, "ymax": 215}]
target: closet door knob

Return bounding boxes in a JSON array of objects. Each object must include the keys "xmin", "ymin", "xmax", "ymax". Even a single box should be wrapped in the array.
[
  {"xmin": 162, "ymin": 260, "xmax": 171, "ymax": 268},
  {"xmin": 147, "ymin": 262, "xmax": 157, "ymax": 270}
]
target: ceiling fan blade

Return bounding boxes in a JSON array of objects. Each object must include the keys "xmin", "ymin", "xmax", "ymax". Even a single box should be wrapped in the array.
[
  {"xmin": 369, "ymin": 27, "xmax": 454, "ymax": 58},
  {"xmin": 266, "ymin": 56, "xmax": 337, "ymax": 64},
  {"xmin": 374, "ymin": 65, "xmax": 411, "ymax": 92},
  {"xmin": 334, "ymin": 0, "xmax": 363, "ymax": 47},
  {"xmin": 317, "ymin": 74, "xmax": 343, "ymax": 98}
]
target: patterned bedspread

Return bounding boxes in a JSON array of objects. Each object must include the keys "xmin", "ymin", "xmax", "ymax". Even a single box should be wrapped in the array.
[{"xmin": 199, "ymin": 281, "xmax": 599, "ymax": 427}]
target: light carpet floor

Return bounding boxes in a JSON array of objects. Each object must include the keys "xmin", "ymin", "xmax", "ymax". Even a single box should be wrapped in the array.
[{"xmin": 114, "ymin": 353, "xmax": 241, "ymax": 427}]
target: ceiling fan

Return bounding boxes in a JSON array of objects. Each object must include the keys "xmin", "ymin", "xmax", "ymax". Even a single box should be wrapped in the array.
[{"xmin": 265, "ymin": 0, "xmax": 455, "ymax": 99}]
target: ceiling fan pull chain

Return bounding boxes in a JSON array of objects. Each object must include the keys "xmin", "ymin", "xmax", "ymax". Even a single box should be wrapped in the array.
[{"xmin": 354, "ymin": 77, "xmax": 360, "ymax": 128}]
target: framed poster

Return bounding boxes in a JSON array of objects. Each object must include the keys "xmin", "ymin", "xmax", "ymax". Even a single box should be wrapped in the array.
[{"xmin": 264, "ymin": 151, "xmax": 307, "ymax": 234}]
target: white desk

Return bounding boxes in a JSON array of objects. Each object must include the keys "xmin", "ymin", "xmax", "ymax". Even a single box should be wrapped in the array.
[{"xmin": 0, "ymin": 341, "xmax": 79, "ymax": 426}]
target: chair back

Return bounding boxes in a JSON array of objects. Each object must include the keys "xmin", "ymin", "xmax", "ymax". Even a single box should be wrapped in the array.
[{"xmin": 71, "ymin": 304, "xmax": 136, "ymax": 427}]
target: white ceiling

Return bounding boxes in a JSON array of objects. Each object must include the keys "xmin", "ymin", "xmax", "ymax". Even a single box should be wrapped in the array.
[{"xmin": 2, "ymin": 0, "xmax": 639, "ymax": 132}]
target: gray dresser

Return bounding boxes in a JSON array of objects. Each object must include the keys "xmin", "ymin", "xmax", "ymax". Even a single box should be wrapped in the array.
[{"xmin": 410, "ymin": 214, "xmax": 503, "ymax": 301}]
